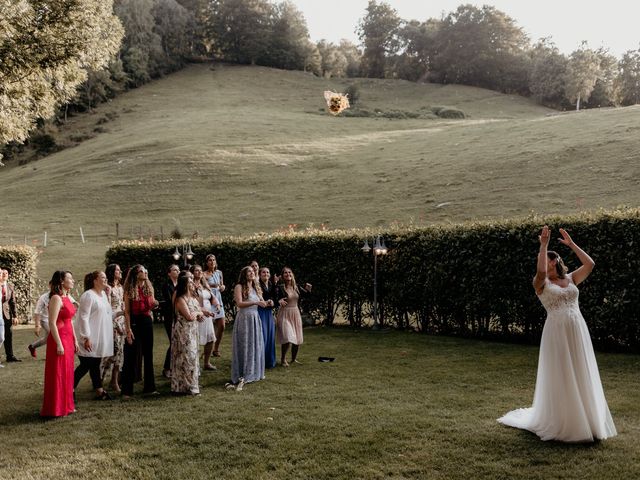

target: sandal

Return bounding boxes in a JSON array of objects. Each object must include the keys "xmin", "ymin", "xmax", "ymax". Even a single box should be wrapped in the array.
[
  {"xmin": 204, "ymin": 364, "xmax": 217, "ymax": 371},
  {"xmin": 212, "ymin": 351, "xmax": 221, "ymax": 357},
  {"xmin": 224, "ymin": 382, "xmax": 236, "ymax": 391},
  {"xmin": 95, "ymin": 390, "xmax": 112, "ymax": 401}
]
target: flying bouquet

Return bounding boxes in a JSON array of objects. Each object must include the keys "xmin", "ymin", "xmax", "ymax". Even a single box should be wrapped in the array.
[{"xmin": 324, "ymin": 91, "xmax": 350, "ymax": 116}]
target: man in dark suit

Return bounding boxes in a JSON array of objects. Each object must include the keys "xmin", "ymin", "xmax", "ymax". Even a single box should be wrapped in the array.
[{"xmin": 1, "ymin": 268, "xmax": 21, "ymax": 362}]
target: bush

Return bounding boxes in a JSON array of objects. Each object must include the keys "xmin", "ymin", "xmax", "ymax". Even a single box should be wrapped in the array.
[
  {"xmin": 433, "ymin": 106, "xmax": 466, "ymax": 119},
  {"xmin": 341, "ymin": 109, "xmax": 372, "ymax": 118},
  {"xmin": 105, "ymin": 208, "xmax": 640, "ymax": 351},
  {"xmin": 344, "ymin": 84, "xmax": 360, "ymax": 106},
  {"xmin": 0, "ymin": 245, "xmax": 39, "ymax": 321},
  {"xmin": 29, "ymin": 133, "xmax": 59, "ymax": 155}
]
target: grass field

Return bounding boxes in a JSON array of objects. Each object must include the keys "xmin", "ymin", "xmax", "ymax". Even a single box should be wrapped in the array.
[
  {"xmin": 1, "ymin": 326, "xmax": 638, "ymax": 480},
  {"xmin": 2, "ymin": 63, "xmax": 640, "ymax": 284}
]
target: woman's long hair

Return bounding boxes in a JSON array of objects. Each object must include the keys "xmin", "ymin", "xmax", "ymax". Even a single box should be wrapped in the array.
[
  {"xmin": 547, "ymin": 250, "xmax": 568, "ymax": 279},
  {"xmin": 237, "ymin": 266, "xmax": 262, "ymax": 300},
  {"xmin": 49, "ymin": 270, "xmax": 71, "ymax": 299},
  {"xmin": 190, "ymin": 264, "xmax": 208, "ymax": 290},
  {"xmin": 174, "ymin": 274, "xmax": 191, "ymax": 301},
  {"xmin": 123, "ymin": 264, "xmax": 154, "ymax": 300},
  {"xmin": 281, "ymin": 266, "xmax": 298, "ymax": 292},
  {"xmin": 204, "ymin": 254, "xmax": 218, "ymax": 273},
  {"xmin": 106, "ymin": 264, "xmax": 120, "ymax": 287}
]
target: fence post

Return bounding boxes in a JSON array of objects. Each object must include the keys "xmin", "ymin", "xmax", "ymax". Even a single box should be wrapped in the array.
[
  {"xmin": 80, "ymin": 227, "xmax": 85, "ymax": 244},
  {"xmin": 44, "ymin": 231, "xmax": 47, "ymax": 247},
  {"xmin": 116, "ymin": 222, "xmax": 119, "ymax": 241}
]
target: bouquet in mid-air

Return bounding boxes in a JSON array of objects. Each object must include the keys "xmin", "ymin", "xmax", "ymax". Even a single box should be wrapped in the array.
[{"xmin": 323, "ymin": 90, "xmax": 350, "ymax": 115}]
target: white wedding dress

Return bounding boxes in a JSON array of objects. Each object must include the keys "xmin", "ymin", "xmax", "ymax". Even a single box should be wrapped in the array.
[{"xmin": 498, "ymin": 274, "xmax": 617, "ymax": 442}]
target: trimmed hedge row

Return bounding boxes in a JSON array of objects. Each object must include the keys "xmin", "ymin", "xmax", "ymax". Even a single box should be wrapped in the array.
[
  {"xmin": 105, "ymin": 208, "xmax": 640, "ymax": 351},
  {"xmin": 0, "ymin": 245, "xmax": 38, "ymax": 321}
]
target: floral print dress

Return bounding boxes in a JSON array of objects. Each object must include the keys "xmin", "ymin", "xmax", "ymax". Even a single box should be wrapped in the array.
[
  {"xmin": 101, "ymin": 285, "xmax": 125, "ymax": 379},
  {"xmin": 171, "ymin": 296, "xmax": 201, "ymax": 395}
]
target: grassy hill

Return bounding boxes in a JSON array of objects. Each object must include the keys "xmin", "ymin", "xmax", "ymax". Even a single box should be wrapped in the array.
[{"xmin": 2, "ymin": 63, "xmax": 639, "ymax": 283}]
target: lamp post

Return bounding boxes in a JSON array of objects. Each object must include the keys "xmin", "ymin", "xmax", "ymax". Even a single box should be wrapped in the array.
[
  {"xmin": 361, "ymin": 235, "xmax": 388, "ymax": 330},
  {"xmin": 172, "ymin": 242, "xmax": 194, "ymax": 267}
]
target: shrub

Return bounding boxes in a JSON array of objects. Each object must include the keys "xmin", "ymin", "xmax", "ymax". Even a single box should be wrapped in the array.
[
  {"xmin": 0, "ymin": 245, "xmax": 39, "ymax": 321},
  {"xmin": 435, "ymin": 107, "xmax": 465, "ymax": 119},
  {"xmin": 341, "ymin": 109, "xmax": 372, "ymax": 118},
  {"xmin": 105, "ymin": 208, "xmax": 640, "ymax": 351},
  {"xmin": 29, "ymin": 133, "xmax": 58, "ymax": 155},
  {"xmin": 344, "ymin": 84, "xmax": 360, "ymax": 106}
]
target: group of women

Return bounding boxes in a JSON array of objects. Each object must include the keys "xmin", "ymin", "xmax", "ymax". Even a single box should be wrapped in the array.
[{"xmin": 39, "ymin": 255, "xmax": 311, "ymax": 417}]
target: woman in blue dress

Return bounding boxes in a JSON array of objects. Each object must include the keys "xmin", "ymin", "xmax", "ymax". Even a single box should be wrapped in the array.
[
  {"xmin": 228, "ymin": 266, "xmax": 266, "ymax": 390},
  {"xmin": 204, "ymin": 254, "xmax": 226, "ymax": 357},
  {"xmin": 258, "ymin": 267, "xmax": 277, "ymax": 369}
]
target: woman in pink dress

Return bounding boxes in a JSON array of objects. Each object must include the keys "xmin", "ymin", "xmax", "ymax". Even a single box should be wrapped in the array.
[
  {"xmin": 41, "ymin": 271, "xmax": 79, "ymax": 418},
  {"xmin": 276, "ymin": 267, "xmax": 311, "ymax": 367}
]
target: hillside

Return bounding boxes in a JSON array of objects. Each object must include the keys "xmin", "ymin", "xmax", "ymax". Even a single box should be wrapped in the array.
[{"xmin": 2, "ymin": 63, "xmax": 639, "ymax": 280}]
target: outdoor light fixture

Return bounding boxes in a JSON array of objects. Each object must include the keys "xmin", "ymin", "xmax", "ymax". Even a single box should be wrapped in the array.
[
  {"xmin": 172, "ymin": 242, "xmax": 194, "ymax": 266},
  {"xmin": 361, "ymin": 235, "xmax": 389, "ymax": 330}
]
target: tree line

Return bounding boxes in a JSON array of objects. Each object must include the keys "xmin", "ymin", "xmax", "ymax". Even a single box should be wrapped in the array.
[{"xmin": 2, "ymin": 0, "xmax": 640, "ymax": 162}]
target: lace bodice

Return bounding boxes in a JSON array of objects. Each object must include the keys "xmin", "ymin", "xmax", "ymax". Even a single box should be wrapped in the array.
[
  {"xmin": 239, "ymin": 288, "xmax": 260, "ymax": 313},
  {"xmin": 537, "ymin": 276, "xmax": 580, "ymax": 314}
]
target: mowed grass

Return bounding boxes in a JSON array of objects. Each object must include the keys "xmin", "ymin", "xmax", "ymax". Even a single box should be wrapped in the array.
[
  {"xmin": 1, "ymin": 326, "xmax": 639, "ymax": 480},
  {"xmin": 2, "ymin": 63, "xmax": 640, "ymax": 281}
]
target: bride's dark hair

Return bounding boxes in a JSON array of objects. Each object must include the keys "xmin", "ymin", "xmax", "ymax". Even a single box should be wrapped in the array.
[{"xmin": 547, "ymin": 251, "xmax": 568, "ymax": 279}]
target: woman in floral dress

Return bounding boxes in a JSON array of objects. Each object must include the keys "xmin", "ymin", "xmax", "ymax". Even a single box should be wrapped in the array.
[
  {"xmin": 100, "ymin": 264, "xmax": 125, "ymax": 393},
  {"xmin": 171, "ymin": 273, "xmax": 205, "ymax": 395}
]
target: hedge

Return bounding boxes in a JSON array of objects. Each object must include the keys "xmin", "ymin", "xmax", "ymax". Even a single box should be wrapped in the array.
[
  {"xmin": 0, "ymin": 245, "xmax": 38, "ymax": 321},
  {"xmin": 105, "ymin": 208, "xmax": 640, "ymax": 352}
]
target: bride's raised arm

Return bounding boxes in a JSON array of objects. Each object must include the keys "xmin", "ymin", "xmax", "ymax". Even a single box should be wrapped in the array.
[
  {"xmin": 533, "ymin": 225, "xmax": 550, "ymax": 294},
  {"xmin": 558, "ymin": 228, "xmax": 594, "ymax": 286}
]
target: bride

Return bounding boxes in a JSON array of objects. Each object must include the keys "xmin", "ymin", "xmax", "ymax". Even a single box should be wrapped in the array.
[{"xmin": 498, "ymin": 225, "xmax": 617, "ymax": 442}]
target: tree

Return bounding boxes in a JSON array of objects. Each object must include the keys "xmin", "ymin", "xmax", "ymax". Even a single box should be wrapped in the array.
[
  {"xmin": 265, "ymin": 1, "xmax": 310, "ymax": 70},
  {"xmin": 564, "ymin": 43, "xmax": 600, "ymax": 110},
  {"xmin": 528, "ymin": 38, "xmax": 568, "ymax": 107},
  {"xmin": 357, "ymin": 0, "xmax": 402, "ymax": 78},
  {"xmin": 115, "ymin": 0, "xmax": 164, "ymax": 86},
  {"xmin": 615, "ymin": 47, "xmax": 640, "ymax": 106},
  {"xmin": 430, "ymin": 5, "xmax": 530, "ymax": 93},
  {"xmin": 338, "ymin": 40, "xmax": 362, "ymax": 78},
  {"xmin": 583, "ymin": 47, "xmax": 618, "ymax": 108},
  {"xmin": 205, "ymin": 0, "xmax": 273, "ymax": 65},
  {"xmin": 152, "ymin": 0, "xmax": 194, "ymax": 72},
  {"xmin": 0, "ymin": 0, "xmax": 123, "ymax": 160},
  {"xmin": 396, "ymin": 18, "xmax": 441, "ymax": 81},
  {"xmin": 316, "ymin": 40, "xmax": 348, "ymax": 78}
]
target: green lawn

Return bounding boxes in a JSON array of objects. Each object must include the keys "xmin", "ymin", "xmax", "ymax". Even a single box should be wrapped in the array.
[
  {"xmin": 1, "ymin": 326, "xmax": 638, "ymax": 479},
  {"xmin": 1, "ymin": 63, "xmax": 640, "ymax": 285}
]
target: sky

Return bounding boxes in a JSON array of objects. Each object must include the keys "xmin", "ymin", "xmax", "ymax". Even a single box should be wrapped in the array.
[{"xmin": 290, "ymin": 0, "xmax": 640, "ymax": 58}]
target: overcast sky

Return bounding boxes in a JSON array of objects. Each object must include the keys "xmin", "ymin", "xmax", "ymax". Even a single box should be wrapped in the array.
[{"xmin": 290, "ymin": 0, "xmax": 639, "ymax": 58}]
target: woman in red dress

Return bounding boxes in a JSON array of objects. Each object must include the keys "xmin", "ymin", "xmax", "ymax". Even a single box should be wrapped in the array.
[{"xmin": 41, "ymin": 271, "xmax": 78, "ymax": 418}]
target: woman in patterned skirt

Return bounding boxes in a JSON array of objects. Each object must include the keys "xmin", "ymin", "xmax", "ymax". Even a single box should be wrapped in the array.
[
  {"xmin": 100, "ymin": 264, "xmax": 125, "ymax": 393},
  {"xmin": 171, "ymin": 273, "xmax": 205, "ymax": 395}
]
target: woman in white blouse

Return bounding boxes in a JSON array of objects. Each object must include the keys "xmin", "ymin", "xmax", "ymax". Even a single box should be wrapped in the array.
[{"xmin": 73, "ymin": 271, "xmax": 116, "ymax": 400}]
